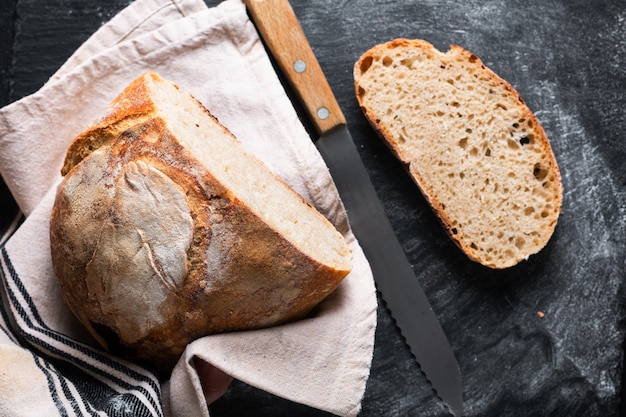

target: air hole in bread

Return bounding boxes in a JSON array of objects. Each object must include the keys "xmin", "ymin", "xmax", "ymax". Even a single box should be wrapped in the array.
[
  {"xmin": 533, "ymin": 164, "xmax": 548, "ymax": 181},
  {"xmin": 400, "ymin": 58, "xmax": 414, "ymax": 67},
  {"xmin": 382, "ymin": 56, "xmax": 393, "ymax": 67},
  {"xmin": 359, "ymin": 55, "xmax": 373, "ymax": 74},
  {"xmin": 458, "ymin": 137, "xmax": 468, "ymax": 149}
]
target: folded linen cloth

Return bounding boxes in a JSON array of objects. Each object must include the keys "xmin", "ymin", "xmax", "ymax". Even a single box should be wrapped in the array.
[{"xmin": 0, "ymin": 0, "xmax": 377, "ymax": 416}]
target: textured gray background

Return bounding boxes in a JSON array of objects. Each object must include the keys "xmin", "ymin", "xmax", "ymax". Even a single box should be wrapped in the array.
[{"xmin": 1, "ymin": 0, "xmax": 625, "ymax": 416}]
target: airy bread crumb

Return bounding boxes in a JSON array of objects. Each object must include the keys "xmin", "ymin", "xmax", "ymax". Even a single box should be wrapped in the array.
[{"xmin": 354, "ymin": 39, "xmax": 562, "ymax": 269}]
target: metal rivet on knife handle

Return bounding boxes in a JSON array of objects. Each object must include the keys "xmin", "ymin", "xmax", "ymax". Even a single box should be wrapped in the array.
[
  {"xmin": 293, "ymin": 60, "xmax": 306, "ymax": 73},
  {"xmin": 244, "ymin": 0, "xmax": 346, "ymax": 136},
  {"xmin": 317, "ymin": 107, "xmax": 330, "ymax": 120}
]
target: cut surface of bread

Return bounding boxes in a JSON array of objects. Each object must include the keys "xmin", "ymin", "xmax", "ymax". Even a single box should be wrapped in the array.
[
  {"xmin": 354, "ymin": 39, "xmax": 562, "ymax": 269},
  {"xmin": 50, "ymin": 72, "xmax": 352, "ymax": 371}
]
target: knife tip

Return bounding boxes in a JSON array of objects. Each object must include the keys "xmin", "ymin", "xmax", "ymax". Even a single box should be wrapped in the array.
[
  {"xmin": 430, "ymin": 386, "xmax": 462, "ymax": 417},
  {"xmin": 413, "ymin": 349, "xmax": 463, "ymax": 416},
  {"xmin": 432, "ymin": 375, "xmax": 463, "ymax": 417},
  {"xmin": 445, "ymin": 400, "xmax": 464, "ymax": 417}
]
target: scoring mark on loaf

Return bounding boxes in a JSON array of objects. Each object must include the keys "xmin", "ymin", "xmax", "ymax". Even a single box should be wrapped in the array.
[{"xmin": 85, "ymin": 160, "xmax": 193, "ymax": 342}]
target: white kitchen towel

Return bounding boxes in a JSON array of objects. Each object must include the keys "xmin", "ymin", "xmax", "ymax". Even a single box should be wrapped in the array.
[{"xmin": 0, "ymin": 0, "xmax": 377, "ymax": 416}]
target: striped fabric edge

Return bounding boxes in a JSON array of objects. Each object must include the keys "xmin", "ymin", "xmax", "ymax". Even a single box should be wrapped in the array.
[
  {"xmin": 0, "ymin": 212, "xmax": 23, "ymax": 345},
  {"xmin": 32, "ymin": 352, "xmax": 104, "ymax": 417},
  {"xmin": 0, "ymin": 211, "xmax": 165, "ymax": 417}
]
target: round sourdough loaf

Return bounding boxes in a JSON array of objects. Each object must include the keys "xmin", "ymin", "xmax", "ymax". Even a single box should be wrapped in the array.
[{"xmin": 50, "ymin": 72, "xmax": 352, "ymax": 372}]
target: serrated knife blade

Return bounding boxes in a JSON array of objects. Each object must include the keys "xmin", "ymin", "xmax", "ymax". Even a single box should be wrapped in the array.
[{"xmin": 244, "ymin": 0, "xmax": 462, "ymax": 415}]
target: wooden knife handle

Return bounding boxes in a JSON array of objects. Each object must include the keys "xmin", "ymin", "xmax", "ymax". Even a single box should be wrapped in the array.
[{"xmin": 244, "ymin": 0, "xmax": 346, "ymax": 135}]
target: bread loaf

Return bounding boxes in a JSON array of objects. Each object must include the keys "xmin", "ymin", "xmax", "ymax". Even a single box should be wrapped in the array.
[
  {"xmin": 50, "ymin": 72, "xmax": 352, "ymax": 371},
  {"xmin": 354, "ymin": 39, "xmax": 562, "ymax": 269}
]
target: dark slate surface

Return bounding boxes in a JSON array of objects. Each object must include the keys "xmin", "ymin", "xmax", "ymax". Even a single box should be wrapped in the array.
[{"xmin": 2, "ymin": 0, "xmax": 626, "ymax": 416}]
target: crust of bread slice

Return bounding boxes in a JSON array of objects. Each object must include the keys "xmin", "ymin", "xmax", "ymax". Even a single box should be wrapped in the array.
[
  {"xmin": 354, "ymin": 39, "xmax": 562, "ymax": 269},
  {"xmin": 50, "ymin": 72, "xmax": 352, "ymax": 371}
]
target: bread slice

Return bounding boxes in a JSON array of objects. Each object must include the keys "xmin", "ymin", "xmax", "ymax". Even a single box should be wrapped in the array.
[
  {"xmin": 354, "ymin": 39, "xmax": 562, "ymax": 269},
  {"xmin": 50, "ymin": 72, "xmax": 352, "ymax": 371}
]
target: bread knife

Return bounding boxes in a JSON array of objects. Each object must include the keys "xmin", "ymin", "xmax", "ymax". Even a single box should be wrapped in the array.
[{"xmin": 243, "ymin": 0, "xmax": 463, "ymax": 415}]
